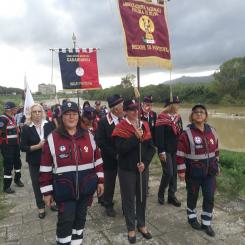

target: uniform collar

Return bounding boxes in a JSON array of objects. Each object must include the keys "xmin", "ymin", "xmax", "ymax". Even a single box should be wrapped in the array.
[
  {"xmin": 111, "ymin": 112, "xmax": 119, "ymax": 125},
  {"xmin": 125, "ymin": 117, "xmax": 143, "ymax": 127},
  {"xmin": 188, "ymin": 123, "xmax": 211, "ymax": 133},
  {"xmin": 4, "ymin": 113, "xmax": 13, "ymax": 119},
  {"xmin": 107, "ymin": 112, "xmax": 119, "ymax": 125},
  {"xmin": 29, "ymin": 119, "xmax": 48, "ymax": 127}
]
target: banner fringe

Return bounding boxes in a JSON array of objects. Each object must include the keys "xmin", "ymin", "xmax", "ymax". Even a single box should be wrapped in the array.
[{"xmin": 127, "ymin": 57, "xmax": 172, "ymax": 70}]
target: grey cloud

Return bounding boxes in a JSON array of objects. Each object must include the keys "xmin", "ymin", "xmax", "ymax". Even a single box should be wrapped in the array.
[{"xmin": 0, "ymin": 0, "xmax": 244, "ymax": 78}]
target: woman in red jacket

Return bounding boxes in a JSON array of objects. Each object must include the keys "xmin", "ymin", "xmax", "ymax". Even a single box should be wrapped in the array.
[
  {"xmin": 176, "ymin": 104, "xmax": 219, "ymax": 237},
  {"xmin": 39, "ymin": 101, "xmax": 104, "ymax": 245}
]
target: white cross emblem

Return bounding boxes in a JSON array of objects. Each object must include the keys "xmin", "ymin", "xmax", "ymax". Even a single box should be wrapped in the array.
[
  {"xmin": 194, "ymin": 136, "xmax": 202, "ymax": 144},
  {"xmin": 59, "ymin": 145, "xmax": 66, "ymax": 152}
]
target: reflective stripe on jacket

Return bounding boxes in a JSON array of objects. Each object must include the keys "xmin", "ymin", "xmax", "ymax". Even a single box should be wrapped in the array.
[
  {"xmin": 176, "ymin": 123, "xmax": 219, "ymax": 174},
  {"xmin": 39, "ymin": 129, "xmax": 104, "ymax": 197},
  {"xmin": 0, "ymin": 114, "xmax": 19, "ymax": 145}
]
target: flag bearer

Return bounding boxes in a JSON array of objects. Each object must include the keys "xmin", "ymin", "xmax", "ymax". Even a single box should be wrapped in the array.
[
  {"xmin": 112, "ymin": 99, "xmax": 155, "ymax": 244},
  {"xmin": 176, "ymin": 104, "xmax": 220, "ymax": 237},
  {"xmin": 0, "ymin": 102, "xmax": 24, "ymax": 194}
]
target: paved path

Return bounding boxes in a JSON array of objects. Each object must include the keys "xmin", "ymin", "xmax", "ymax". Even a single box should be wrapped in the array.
[{"xmin": 0, "ymin": 155, "xmax": 244, "ymax": 245}]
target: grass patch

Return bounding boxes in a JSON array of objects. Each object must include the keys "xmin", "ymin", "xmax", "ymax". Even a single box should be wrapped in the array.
[
  {"xmin": 0, "ymin": 154, "xmax": 7, "ymax": 220},
  {"xmin": 0, "ymin": 154, "xmax": 3, "ymax": 192},
  {"xmin": 151, "ymin": 150, "xmax": 245, "ymax": 199},
  {"xmin": 217, "ymin": 150, "xmax": 245, "ymax": 198}
]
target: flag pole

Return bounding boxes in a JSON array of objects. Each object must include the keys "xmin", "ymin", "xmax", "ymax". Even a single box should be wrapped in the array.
[
  {"xmin": 169, "ymin": 70, "xmax": 173, "ymax": 102},
  {"xmin": 136, "ymin": 66, "xmax": 143, "ymax": 203},
  {"xmin": 72, "ymin": 33, "xmax": 80, "ymax": 110},
  {"xmin": 51, "ymin": 49, "xmax": 54, "ymax": 85}
]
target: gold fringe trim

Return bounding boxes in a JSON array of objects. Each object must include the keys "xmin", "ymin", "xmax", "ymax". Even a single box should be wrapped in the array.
[{"xmin": 127, "ymin": 56, "xmax": 172, "ymax": 70}]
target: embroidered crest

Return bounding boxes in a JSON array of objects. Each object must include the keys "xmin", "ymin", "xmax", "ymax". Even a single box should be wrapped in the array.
[
  {"xmin": 67, "ymin": 102, "xmax": 72, "ymax": 107},
  {"xmin": 58, "ymin": 153, "xmax": 69, "ymax": 159},
  {"xmin": 210, "ymin": 138, "xmax": 214, "ymax": 145},
  {"xmin": 194, "ymin": 136, "xmax": 202, "ymax": 144},
  {"xmin": 84, "ymin": 146, "xmax": 88, "ymax": 153},
  {"xmin": 59, "ymin": 145, "xmax": 66, "ymax": 152}
]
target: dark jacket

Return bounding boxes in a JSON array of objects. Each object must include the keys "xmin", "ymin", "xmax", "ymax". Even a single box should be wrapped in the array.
[
  {"xmin": 155, "ymin": 117, "xmax": 183, "ymax": 154},
  {"xmin": 95, "ymin": 113, "xmax": 118, "ymax": 170},
  {"xmin": 20, "ymin": 121, "xmax": 55, "ymax": 165},
  {"xmin": 141, "ymin": 110, "xmax": 157, "ymax": 144},
  {"xmin": 114, "ymin": 125, "xmax": 155, "ymax": 172}
]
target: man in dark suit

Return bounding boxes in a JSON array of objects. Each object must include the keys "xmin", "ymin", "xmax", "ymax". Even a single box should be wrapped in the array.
[
  {"xmin": 96, "ymin": 94, "xmax": 124, "ymax": 217},
  {"xmin": 140, "ymin": 96, "xmax": 157, "ymax": 194},
  {"xmin": 140, "ymin": 96, "xmax": 157, "ymax": 144}
]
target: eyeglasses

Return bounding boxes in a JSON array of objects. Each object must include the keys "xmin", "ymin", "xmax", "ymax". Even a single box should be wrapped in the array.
[
  {"xmin": 193, "ymin": 110, "xmax": 206, "ymax": 115},
  {"xmin": 63, "ymin": 112, "xmax": 79, "ymax": 117},
  {"xmin": 32, "ymin": 110, "xmax": 42, "ymax": 114}
]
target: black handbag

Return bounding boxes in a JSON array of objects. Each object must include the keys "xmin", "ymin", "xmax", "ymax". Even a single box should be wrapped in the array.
[
  {"xmin": 79, "ymin": 169, "xmax": 98, "ymax": 196},
  {"xmin": 189, "ymin": 161, "xmax": 207, "ymax": 178},
  {"xmin": 53, "ymin": 173, "xmax": 76, "ymax": 202}
]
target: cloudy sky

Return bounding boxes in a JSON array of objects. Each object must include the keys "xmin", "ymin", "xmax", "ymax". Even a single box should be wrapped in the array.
[{"xmin": 0, "ymin": 0, "xmax": 244, "ymax": 92}]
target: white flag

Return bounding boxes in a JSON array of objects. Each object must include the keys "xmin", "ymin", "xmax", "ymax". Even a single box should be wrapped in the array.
[{"xmin": 24, "ymin": 84, "xmax": 34, "ymax": 116}]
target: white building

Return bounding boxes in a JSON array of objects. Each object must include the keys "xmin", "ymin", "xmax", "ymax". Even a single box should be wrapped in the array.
[{"xmin": 38, "ymin": 83, "xmax": 56, "ymax": 95}]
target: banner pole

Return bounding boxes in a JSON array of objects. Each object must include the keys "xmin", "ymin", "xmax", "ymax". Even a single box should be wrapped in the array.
[
  {"xmin": 50, "ymin": 49, "xmax": 55, "ymax": 101},
  {"xmin": 51, "ymin": 49, "xmax": 54, "ymax": 85},
  {"xmin": 137, "ymin": 66, "xmax": 143, "ymax": 203},
  {"xmin": 77, "ymin": 90, "xmax": 80, "ymax": 112},
  {"xmin": 169, "ymin": 69, "xmax": 173, "ymax": 102}
]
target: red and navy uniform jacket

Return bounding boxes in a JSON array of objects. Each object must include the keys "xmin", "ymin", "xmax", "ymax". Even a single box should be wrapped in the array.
[
  {"xmin": 0, "ymin": 113, "xmax": 19, "ymax": 146},
  {"xmin": 39, "ymin": 128, "xmax": 104, "ymax": 199},
  {"xmin": 176, "ymin": 123, "xmax": 219, "ymax": 178}
]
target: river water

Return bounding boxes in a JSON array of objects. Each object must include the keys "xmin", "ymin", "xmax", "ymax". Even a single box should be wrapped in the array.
[
  {"xmin": 45, "ymin": 99, "xmax": 245, "ymax": 152},
  {"xmin": 178, "ymin": 108, "xmax": 245, "ymax": 152}
]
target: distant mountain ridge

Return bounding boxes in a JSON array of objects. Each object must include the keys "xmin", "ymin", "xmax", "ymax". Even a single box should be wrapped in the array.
[{"xmin": 165, "ymin": 74, "xmax": 214, "ymax": 84}]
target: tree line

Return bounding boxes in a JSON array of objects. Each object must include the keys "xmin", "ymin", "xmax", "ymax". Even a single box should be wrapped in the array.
[
  {"xmin": 0, "ymin": 86, "xmax": 23, "ymax": 95},
  {"xmin": 82, "ymin": 57, "xmax": 245, "ymax": 105}
]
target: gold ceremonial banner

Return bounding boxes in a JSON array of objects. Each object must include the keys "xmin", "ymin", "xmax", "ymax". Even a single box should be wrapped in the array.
[{"xmin": 118, "ymin": 0, "xmax": 172, "ymax": 69}]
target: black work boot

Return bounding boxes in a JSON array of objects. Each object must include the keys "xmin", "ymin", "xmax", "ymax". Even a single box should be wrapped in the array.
[
  {"xmin": 168, "ymin": 196, "xmax": 181, "ymax": 207},
  {"xmin": 188, "ymin": 219, "xmax": 202, "ymax": 230},
  {"xmin": 98, "ymin": 196, "xmax": 105, "ymax": 206},
  {"xmin": 4, "ymin": 187, "xmax": 15, "ymax": 194},
  {"xmin": 15, "ymin": 180, "xmax": 24, "ymax": 187},
  {"xmin": 201, "ymin": 224, "xmax": 215, "ymax": 237},
  {"xmin": 106, "ymin": 206, "xmax": 116, "ymax": 217},
  {"xmin": 158, "ymin": 196, "xmax": 165, "ymax": 205}
]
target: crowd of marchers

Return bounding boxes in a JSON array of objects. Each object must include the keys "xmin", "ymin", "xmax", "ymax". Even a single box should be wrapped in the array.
[{"xmin": 0, "ymin": 95, "xmax": 220, "ymax": 244}]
